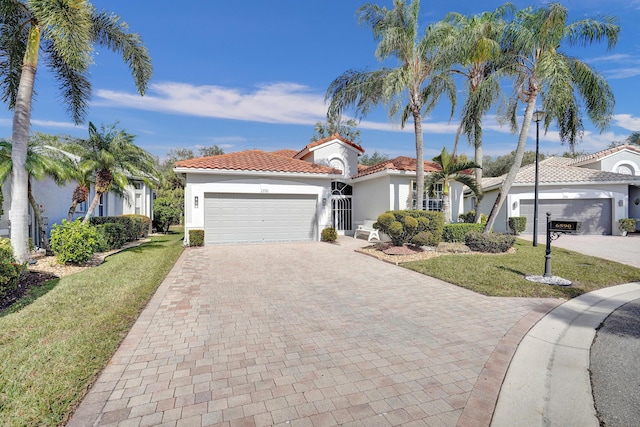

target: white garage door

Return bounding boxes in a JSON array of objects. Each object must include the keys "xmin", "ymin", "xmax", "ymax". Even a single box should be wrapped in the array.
[
  {"xmin": 204, "ymin": 193, "xmax": 318, "ymax": 244},
  {"xmin": 520, "ymin": 198, "xmax": 612, "ymax": 235}
]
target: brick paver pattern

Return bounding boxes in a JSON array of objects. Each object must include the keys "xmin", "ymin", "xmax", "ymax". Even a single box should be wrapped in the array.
[{"xmin": 69, "ymin": 239, "xmax": 552, "ymax": 427}]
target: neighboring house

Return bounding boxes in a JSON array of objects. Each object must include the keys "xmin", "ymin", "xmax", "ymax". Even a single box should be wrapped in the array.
[
  {"xmin": 174, "ymin": 134, "xmax": 464, "ymax": 245},
  {"xmin": 0, "ymin": 175, "xmax": 155, "ymax": 248},
  {"xmin": 466, "ymin": 144, "xmax": 640, "ymax": 235}
]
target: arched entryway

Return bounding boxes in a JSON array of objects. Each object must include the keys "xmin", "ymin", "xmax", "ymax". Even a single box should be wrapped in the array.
[{"xmin": 331, "ymin": 181, "xmax": 353, "ymax": 235}]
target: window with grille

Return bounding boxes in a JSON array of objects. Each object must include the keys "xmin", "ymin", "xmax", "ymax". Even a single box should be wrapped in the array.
[{"xmin": 410, "ymin": 180, "xmax": 443, "ymax": 211}]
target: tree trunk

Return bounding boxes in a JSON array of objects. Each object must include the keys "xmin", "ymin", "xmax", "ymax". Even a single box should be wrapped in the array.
[
  {"xmin": 28, "ymin": 180, "xmax": 50, "ymax": 253},
  {"xmin": 413, "ymin": 111, "xmax": 425, "ymax": 210},
  {"xmin": 83, "ymin": 191, "xmax": 102, "ymax": 224},
  {"xmin": 474, "ymin": 130, "xmax": 483, "ymax": 223},
  {"xmin": 10, "ymin": 25, "xmax": 41, "ymax": 263},
  {"xmin": 442, "ymin": 185, "xmax": 451, "ymax": 224},
  {"xmin": 67, "ymin": 200, "xmax": 78, "ymax": 221},
  {"xmin": 484, "ymin": 96, "xmax": 538, "ymax": 233}
]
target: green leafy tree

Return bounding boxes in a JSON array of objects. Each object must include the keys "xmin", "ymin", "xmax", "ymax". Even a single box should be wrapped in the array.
[
  {"xmin": 484, "ymin": 3, "xmax": 619, "ymax": 233},
  {"xmin": 359, "ymin": 150, "xmax": 390, "ymax": 166},
  {"xmin": 326, "ymin": 0, "xmax": 457, "ymax": 211},
  {"xmin": 311, "ymin": 115, "xmax": 361, "ymax": 145},
  {"xmin": 198, "ymin": 145, "xmax": 225, "ymax": 157},
  {"xmin": 0, "ymin": 138, "xmax": 70, "ymax": 251},
  {"xmin": 426, "ymin": 147, "xmax": 482, "ymax": 223},
  {"xmin": 153, "ymin": 197, "xmax": 182, "ymax": 233},
  {"xmin": 67, "ymin": 123, "xmax": 156, "ymax": 224},
  {"xmin": 0, "ymin": 0, "xmax": 152, "ymax": 262},
  {"xmin": 482, "ymin": 150, "xmax": 544, "ymax": 177}
]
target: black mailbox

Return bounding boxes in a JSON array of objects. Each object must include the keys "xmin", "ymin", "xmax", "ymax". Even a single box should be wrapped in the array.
[{"xmin": 549, "ymin": 220, "xmax": 582, "ymax": 233}]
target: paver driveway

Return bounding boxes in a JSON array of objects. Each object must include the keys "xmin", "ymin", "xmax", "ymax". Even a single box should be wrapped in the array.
[{"xmin": 69, "ymin": 238, "xmax": 557, "ymax": 427}]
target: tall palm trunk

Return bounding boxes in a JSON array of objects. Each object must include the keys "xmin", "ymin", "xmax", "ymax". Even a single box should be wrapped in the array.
[
  {"xmin": 413, "ymin": 110, "xmax": 425, "ymax": 210},
  {"xmin": 27, "ymin": 178, "xmax": 50, "ymax": 252},
  {"xmin": 83, "ymin": 191, "xmax": 102, "ymax": 224},
  {"xmin": 68, "ymin": 184, "xmax": 89, "ymax": 220},
  {"xmin": 474, "ymin": 128, "xmax": 483, "ymax": 223},
  {"xmin": 10, "ymin": 25, "xmax": 41, "ymax": 263},
  {"xmin": 484, "ymin": 94, "xmax": 537, "ymax": 233}
]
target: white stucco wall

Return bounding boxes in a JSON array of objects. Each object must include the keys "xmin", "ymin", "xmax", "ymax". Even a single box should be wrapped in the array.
[
  {"xmin": 309, "ymin": 141, "xmax": 360, "ymax": 179},
  {"xmin": 182, "ymin": 172, "xmax": 332, "ymax": 242},
  {"xmin": 352, "ymin": 175, "xmax": 391, "ymax": 226}
]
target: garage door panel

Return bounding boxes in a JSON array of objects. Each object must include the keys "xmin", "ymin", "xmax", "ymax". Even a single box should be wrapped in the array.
[
  {"xmin": 204, "ymin": 193, "xmax": 317, "ymax": 244},
  {"xmin": 520, "ymin": 199, "xmax": 611, "ymax": 235}
]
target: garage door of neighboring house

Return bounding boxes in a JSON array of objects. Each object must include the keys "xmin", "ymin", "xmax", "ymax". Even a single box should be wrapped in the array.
[
  {"xmin": 204, "ymin": 193, "xmax": 318, "ymax": 244},
  {"xmin": 520, "ymin": 199, "xmax": 612, "ymax": 235}
]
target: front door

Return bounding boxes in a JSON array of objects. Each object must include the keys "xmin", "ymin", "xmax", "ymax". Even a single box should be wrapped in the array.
[{"xmin": 331, "ymin": 181, "xmax": 353, "ymax": 235}]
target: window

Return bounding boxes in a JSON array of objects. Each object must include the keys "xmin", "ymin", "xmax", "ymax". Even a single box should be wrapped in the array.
[
  {"xmin": 410, "ymin": 180, "xmax": 443, "ymax": 211},
  {"xmin": 135, "ymin": 193, "xmax": 142, "ymax": 215},
  {"xmin": 329, "ymin": 158, "xmax": 345, "ymax": 175},
  {"xmin": 98, "ymin": 193, "xmax": 106, "ymax": 216},
  {"xmin": 331, "ymin": 181, "xmax": 353, "ymax": 196},
  {"xmin": 76, "ymin": 201, "xmax": 87, "ymax": 213}
]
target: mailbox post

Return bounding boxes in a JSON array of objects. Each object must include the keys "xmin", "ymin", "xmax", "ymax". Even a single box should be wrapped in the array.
[{"xmin": 545, "ymin": 213, "xmax": 582, "ymax": 277}]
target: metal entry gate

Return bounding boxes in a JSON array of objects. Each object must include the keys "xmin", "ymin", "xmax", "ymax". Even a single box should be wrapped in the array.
[{"xmin": 331, "ymin": 196, "xmax": 352, "ymax": 234}]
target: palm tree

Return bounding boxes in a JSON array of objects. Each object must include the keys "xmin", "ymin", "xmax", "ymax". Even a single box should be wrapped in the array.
[
  {"xmin": 0, "ymin": 139, "xmax": 70, "ymax": 250},
  {"xmin": 73, "ymin": 123, "xmax": 156, "ymax": 224},
  {"xmin": 326, "ymin": 0, "xmax": 456, "ymax": 211},
  {"xmin": 426, "ymin": 147, "xmax": 482, "ymax": 223},
  {"xmin": 0, "ymin": 0, "xmax": 152, "ymax": 262},
  {"xmin": 446, "ymin": 5, "xmax": 512, "ymax": 186},
  {"xmin": 483, "ymin": 3, "xmax": 619, "ymax": 233}
]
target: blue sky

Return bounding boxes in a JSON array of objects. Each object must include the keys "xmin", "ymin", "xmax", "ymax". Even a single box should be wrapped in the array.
[{"xmin": 1, "ymin": 0, "xmax": 640, "ymax": 161}]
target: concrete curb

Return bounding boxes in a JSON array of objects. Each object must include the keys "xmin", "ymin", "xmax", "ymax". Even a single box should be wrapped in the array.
[{"xmin": 491, "ymin": 282, "xmax": 640, "ymax": 426}]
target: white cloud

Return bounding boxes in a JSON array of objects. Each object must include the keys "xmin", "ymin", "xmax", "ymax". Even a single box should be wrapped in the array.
[
  {"xmin": 31, "ymin": 119, "xmax": 82, "ymax": 130},
  {"xmin": 606, "ymin": 67, "xmax": 640, "ymax": 79},
  {"xmin": 94, "ymin": 81, "xmax": 328, "ymax": 125},
  {"xmin": 613, "ymin": 114, "xmax": 640, "ymax": 131}
]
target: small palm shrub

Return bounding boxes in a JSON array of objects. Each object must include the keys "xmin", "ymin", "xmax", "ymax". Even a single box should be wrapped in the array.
[
  {"xmin": 321, "ymin": 227, "xmax": 338, "ymax": 242},
  {"xmin": 0, "ymin": 237, "xmax": 21, "ymax": 300},
  {"xmin": 375, "ymin": 210, "xmax": 444, "ymax": 246},
  {"xmin": 465, "ymin": 232, "xmax": 515, "ymax": 253},
  {"xmin": 50, "ymin": 219, "xmax": 100, "ymax": 265},
  {"xmin": 442, "ymin": 223, "xmax": 485, "ymax": 243},
  {"xmin": 508, "ymin": 216, "xmax": 527, "ymax": 235},
  {"xmin": 189, "ymin": 229, "xmax": 204, "ymax": 246}
]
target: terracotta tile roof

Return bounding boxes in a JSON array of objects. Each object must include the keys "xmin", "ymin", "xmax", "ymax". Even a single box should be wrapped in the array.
[
  {"xmin": 352, "ymin": 156, "xmax": 441, "ymax": 178},
  {"xmin": 271, "ymin": 149, "xmax": 298, "ymax": 158},
  {"xmin": 296, "ymin": 133, "xmax": 364, "ymax": 158},
  {"xmin": 570, "ymin": 144, "xmax": 640, "ymax": 166},
  {"xmin": 357, "ymin": 164, "xmax": 371, "ymax": 173},
  {"xmin": 175, "ymin": 150, "xmax": 342, "ymax": 175},
  {"xmin": 481, "ymin": 156, "xmax": 640, "ymax": 190}
]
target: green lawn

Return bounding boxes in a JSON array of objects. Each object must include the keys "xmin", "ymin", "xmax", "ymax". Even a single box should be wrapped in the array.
[
  {"xmin": 403, "ymin": 239, "xmax": 640, "ymax": 299},
  {"xmin": 0, "ymin": 231, "xmax": 184, "ymax": 427}
]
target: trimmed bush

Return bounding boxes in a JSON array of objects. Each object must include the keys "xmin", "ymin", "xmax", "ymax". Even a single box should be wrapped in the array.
[
  {"xmin": 508, "ymin": 216, "xmax": 527, "ymax": 235},
  {"xmin": 618, "ymin": 218, "xmax": 637, "ymax": 234},
  {"xmin": 321, "ymin": 227, "xmax": 338, "ymax": 242},
  {"xmin": 91, "ymin": 215, "xmax": 150, "ymax": 242},
  {"xmin": 189, "ymin": 229, "xmax": 204, "ymax": 247},
  {"xmin": 96, "ymin": 223, "xmax": 127, "ymax": 250},
  {"xmin": 0, "ymin": 237, "xmax": 20, "ymax": 300},
  {"xmin": 374, "ymin": 210, "xmax": 444, "ymax": 246},
  {"xmin": 442, "ymin": 223, "xmax": 485, "ymax": 243},
  {"xmin": 411, "ymin": 231, "xmax": 433, "ymax": 247},
  {"xmin": 122, "ymin": 214, "xmax": 152, "ymax": 238},
  {"xmin": 50, "ymin": 219, "xmax": 100, "ymax": 265},
  {"xmin": 153, "ymin": 197, "xmax": 182, "ymax": 233},
  {"xmin": 459, "ymin": 210, "xmax": 487, "ymax": 224},
  {"xmin": 465, "ymin": 232, "xmax": 515, "ymax": 253}
]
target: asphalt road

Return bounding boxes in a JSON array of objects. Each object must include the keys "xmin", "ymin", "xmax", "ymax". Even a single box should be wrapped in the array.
[{"xmin": 590, "ymin": 298, "xmax": 640, "ymax": 427}]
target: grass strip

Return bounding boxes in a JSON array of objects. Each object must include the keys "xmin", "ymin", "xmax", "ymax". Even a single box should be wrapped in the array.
[
  {"xmin": 402, "ymin": 239, "xmax": 640, "ymax": 298},
  {"xmin": 0, "ymin": 231, "xmax": 184, "ymax": 426}
]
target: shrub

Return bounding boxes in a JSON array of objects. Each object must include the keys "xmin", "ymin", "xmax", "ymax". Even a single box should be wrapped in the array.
[
  {"xmin": 508, "ymin": 216, "xmax": 527, "ymax": 235},
  {"xmin": 123, "ymin": 214, "xmax": 152, "ymax": 238},
  {"xmin": 459, "ymin": 210, "xmax": 488, "ymax": 224},
  {"xmin": 153, "ymin": 197, "xmax": 182, "ymax": 233},
  {"xmin": 618, "ymin": 218, "xmax": 637, "ymax": 234},
  {"xmin": 0, "ymin": 237, "xmax": 20, "ymax": 300},
  {"xmin": 96, "ymin": 223, "xmax": 127, "ymax": 250},
  {"xmin": 442, "ymin": 223, "xmax": 485, "ymax": 243},
  {"xmin": 465, "ymin": 232, "xmax": 515, "ymax": 253},
  {"xmin": 411, "ymin": 231, "xmax": 433, "ymax": 247},
  {"xmin": 374, "ymin": 210, "xmax": 444, "ymax": 246},
  {"xmin": 189, "ymin": 229, "xmax": 204, "ymax": 247},
  {"xmin": 50, "ymin": 219, "xmax": 100, "ymax": 265},
  {"xmin": 321, "ymin": 227, "xmax": 338, "ymax": 242},
  {"xmin": 91, "ymin": 215, "xmax": 150, "ymax": 242}
]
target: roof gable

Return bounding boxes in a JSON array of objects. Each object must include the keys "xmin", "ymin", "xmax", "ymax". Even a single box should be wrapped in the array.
[
  {"xmin": 570, "ymin": 144, "xmax": 640, "ymax": 167},
  {"xmin": 174, "ymin": 150, "xmax": 341, "ymax": 175},
  {"xmin": 352, "ymin": 156, "xmax": 441, "ymax": 179},
  {"xmin": 295, "ymin": 133, "xmax": 364, "ymax": 159}
]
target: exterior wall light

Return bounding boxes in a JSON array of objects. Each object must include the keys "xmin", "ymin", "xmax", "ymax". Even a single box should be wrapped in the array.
[{"xmin": 194, "ymin": 196, "xmax": 199, "ymax": 208}]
